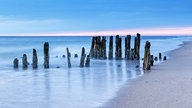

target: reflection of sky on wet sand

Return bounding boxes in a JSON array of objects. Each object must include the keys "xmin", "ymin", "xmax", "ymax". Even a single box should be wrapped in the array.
[{"xmin": 0, "ymin": 59, "xmax": 143, "ymax": 108}]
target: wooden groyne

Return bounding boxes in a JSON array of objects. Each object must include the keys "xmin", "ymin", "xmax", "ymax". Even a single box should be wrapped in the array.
[{"xmin": 12, "ymin": 33, "xmax": 168, "ymax": 70}]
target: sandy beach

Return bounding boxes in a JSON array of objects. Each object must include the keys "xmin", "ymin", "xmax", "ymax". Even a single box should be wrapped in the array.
[{"xmin": 102, "ymin": 40, "xmax": 192, "ymax": 108}]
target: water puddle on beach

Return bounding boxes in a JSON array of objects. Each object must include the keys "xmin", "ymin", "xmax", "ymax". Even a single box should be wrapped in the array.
[{"xmin": 0, "ymin": 59, "xmax": 143, "ymax": 108}]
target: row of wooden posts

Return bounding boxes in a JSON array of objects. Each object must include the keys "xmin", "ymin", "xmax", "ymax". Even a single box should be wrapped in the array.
[
  {"xmin": 13, "ymin": 42, "xmax": 90, "ymax": 69},
  {"xmin": 89, "ymin": 34, "xmax": 141, "ymax": 60},
  {"xmin": 89, "ymin": 34, "xmax": 166, "ymax": 70},
  {"xmin": 13, "ymin": 34, "xmax": 166, "ymax": 70}
]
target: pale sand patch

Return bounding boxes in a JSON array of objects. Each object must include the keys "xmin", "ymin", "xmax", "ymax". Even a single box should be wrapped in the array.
[{"xmin": 102, "ymin": 41, "xmax": 192, "ymax": 108}]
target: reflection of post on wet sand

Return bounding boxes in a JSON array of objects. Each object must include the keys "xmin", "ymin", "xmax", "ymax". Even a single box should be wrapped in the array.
[
  {"xmin": 33, "ymin": 69, "xmax": 51, "ymax": 107},
  {"xmin": 67, "ymin": 69, "xmax": 71, "ymax": 90},
  {"xmin": 80, "ymin": 68, "xmax": 91, "ymax": 89},
  {"xmin": 125, "ymin": 60, "xmax": 143, "ymax": 79},
  {"xmin": 116, "ymin": 60, "xmax": 123, "ymax": 82}
]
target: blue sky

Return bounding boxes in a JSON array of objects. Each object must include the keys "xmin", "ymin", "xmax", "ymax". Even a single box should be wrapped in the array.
[{"xmin": 0, "ymin": 0, "xmax": 192, "ymax": 35}]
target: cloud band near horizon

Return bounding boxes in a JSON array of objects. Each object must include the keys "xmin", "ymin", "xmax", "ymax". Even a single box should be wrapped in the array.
[{"xmin": 0, "ymin": 27, "xmax": 192, "ymax": 36}]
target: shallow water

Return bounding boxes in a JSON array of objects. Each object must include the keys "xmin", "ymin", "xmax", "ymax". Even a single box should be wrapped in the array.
[{"xmin": 0, "ymin": 36, "xmax": 190, "ymax": 108}]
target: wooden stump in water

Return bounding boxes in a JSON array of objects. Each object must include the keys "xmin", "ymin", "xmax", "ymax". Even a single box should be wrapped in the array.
[
  {"xmin": 44, "ymin": 42, "xmax": 49, "ymax": 69},
  {"xmin": 80, "ymin": 47, "xmax": 86, "ymax": 67},
  {"xmin": 85, "ymin": 55, "xmax": 90, "ymax": 67},
  {"xmin": 154, "ymin": 57, "xmax": 158, "ymax": 61},
  {"xmin": 108, "ymin": 36, "xmax": 113, "ymax": 59},
  {"xmin": 66, "ymin": 48, "xmax": 71, "ymax": 68},
  {"xmin": 159, "ymin": 53, "xmax": 162, "ymax": 60},
  {"xmin": 125, "ymin": 35, "xmax": 131, "ymax": 59},
  {"xmin": 150, "ymin": 55, "xmax": 154, "ymax": 66},
  {"xmin": 13, "ymin": 58, "xmax": 19, "ymax": 68},
  {"xmin": 115, "ymin": 35, "xmax": 122, "ymax": 60},
  {"xmin": 22, "ymin": 54, "xmax": 28, "ymax": 69},
  {"xmin": 74, "ymin": 54, "xmax": 78, "ymax": 58},
  {"xmin": 32, "ymin": 49, "xmax": 38, "ymax": 69},
  {"xmin": 101, "ymin": 36, "xmax": 107, "ymax": 59},
  {"xmin": 143, "ymin": 41, "xmax": 151, "ymax": 70},
  {"xmin": 89, "ymin": 37, "xmax": 95, "ymax": 58},
  {"xmin": 94, "ymin": 36, "xmax": 101, "ymax": 59},
  {"xmin": 130, "ymin": 48, "xmax": 135, "ymax": 60},
  {"xmin": 135, "ymin": 33, "xmax": 140, "ymax": 60}
]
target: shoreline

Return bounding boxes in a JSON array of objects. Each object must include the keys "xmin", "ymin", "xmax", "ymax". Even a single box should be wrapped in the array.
[{"xmin": 101, "ymin": 40, "xmax": 192, "ymax": 108}]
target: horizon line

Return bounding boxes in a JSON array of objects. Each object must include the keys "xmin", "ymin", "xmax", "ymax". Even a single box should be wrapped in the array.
[{"xmin": 0, "ymin": 27, "xmax": 192, "ymax": 36}]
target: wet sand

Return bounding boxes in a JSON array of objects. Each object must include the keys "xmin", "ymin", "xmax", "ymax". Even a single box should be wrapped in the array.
[{"xmin": 102, "ymin": 41, "xmax": 192, "ymax": 108}]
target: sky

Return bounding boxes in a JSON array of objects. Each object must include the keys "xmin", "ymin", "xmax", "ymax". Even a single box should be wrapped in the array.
[{"xmin": 0, "ymin": 0, "xmax": 192, "ymax": 36}]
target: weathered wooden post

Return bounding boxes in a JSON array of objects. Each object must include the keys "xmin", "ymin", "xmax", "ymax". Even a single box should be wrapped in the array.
[
  {"xmin": 134, "ymin": 37, "xmax": 137, "ymax": 58},
  {"xmin": 74, "ymin": 54, "xmax": 78, "ymax": 58},
  {"xmin": 136, "ymin": 33, "xmax": 141, "ymax": 60},
  {"xmin": 150, "ymin": 55, "xmax": 154, "ymax": 66},
  {"xmin": 115, "ymin": 35, "xmax": 119, "ymax": 59},
  {"xmin": 159, "ymin": 53, "xmax": 162, "ymax": 60},
  {"xmin": 44, "ymin": 42, "xmax": 49, "ymax": 68},
  {"xmin": 66, "ymin": 48, "xmax": 71, "ymax": 68},
  {"xmin": 22, "ymin": 54, "xmax": 28, "ymax": 69},
  {"xmin": 13, "ymin": 58, "xmax": 18, "ymax": 68},
  {"xmin": 85, "ymin": 55, "xmax": 90, "ymax": 67},
  {"xmin": 100, "ymin": 36, "xmax": 107, "ymax": 59},
  {"xmin": 130, "ymin": 48, "xmax": 135, "ymax": 60},
  {"xmin": 143, "ymin": 41, "xmax": 151, "ymax": 70},
  {"xmin": 154, "ymin": 57, "xmax": 158, "ymax": 61},
  {"xmin": 89, "ymin": 37, "xmax": 95, "ymax": 58},
  {"xmin": 80, "ymin": 47, "xmax": 86, "ymax": 67},
  {"xmin": 32, "ymin": 49, "xmax": 38, "ymax": 69},
  {"xmin": 94, "ymin": 36, "xmax": 101, "ymax": 59},
  {"xmin": 103, "ymin": 36, "xmax": 107, "ymax": 59},
  {"xmin": 119, "ymin": 37, "xmax": 122, "ymax": 59},
  {"xmin": 115, "ymin": 35, "xmax": 122, "ymax": 60},
  {"xmin": 125, "ymin": 35, "xmax": 131, "ymax": 59},
  {"xmin": 108, "ymin": 36, "xmax": 113, "ymax": 59}
]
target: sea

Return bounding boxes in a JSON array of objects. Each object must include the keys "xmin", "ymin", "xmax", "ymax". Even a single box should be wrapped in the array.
[{"xmin": 0, "ymin": 36, "xmax": 190, "ymax": 108}]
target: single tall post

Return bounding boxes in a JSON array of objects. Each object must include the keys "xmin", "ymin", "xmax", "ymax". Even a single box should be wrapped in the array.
[
  {"xmin": 44, "ymin": 42, "xmax": 49, "ymax": 68},
  {"xmin": 94, "ymin": 36, "xmax": 101, "ymax": 59},
  {"xmin": 23, "ymin": 54, "xmax": 28, "ymax": 69},
  {"xmin": 143, "ymin": 41, "xmax": 151, "ymax": 70},
  {"xmin": 150, "ymin": 55, "xmax": 154, "ymax": 66},
  {"xmin": 159, "ymin": 53, "xmax": 162, "ymax": 60},
  {"xmin": 134, "ymin": 37, "xmax": 137, "ymax": 59},
  {"xmin": 119, "ymin": 37, "xmax": 122, "ymax": 59},
  {"xmin": 66, "ymin": 48, "xmax": 71, "ymax": 68},
  {"xmin": 136, "ymin": 33, "xmax": 141, "ymax": 60},
  {"xmin": 115, "ymin": 35, "xmax": 119, "ymax": 59},
  {"xmin": 13, "ymin": 58, "xmax": 19, "ymax": 69},
  {"xmin": 89, "ymin": 37, "xmax": 95, "ymax": 58},
  {"xmin": 85, "ymin": 55, "xmax": 90, "ymax": 67},
  {"xmin": 80, "ymin": 47, "xmax": 86, "ymax": 67},
  {"xmin": 32, "ymin": 49, "xmax": 38, "ymax": 69},
  {"xmin": 103, "ymin": 36, "xmax": 107, "ymax": 59},
  {"xmin": 108, "ymin": 36, "xmax": 113, "ymax": 59},
  {"xmin": 125, "ymin": 35, "xmax": 131, "ymax": 59}
]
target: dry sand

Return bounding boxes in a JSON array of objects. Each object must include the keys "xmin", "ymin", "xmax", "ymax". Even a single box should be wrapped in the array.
[{"xmin": 102, "ymin": 41, "xmax": 192, "ymax": 108}]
